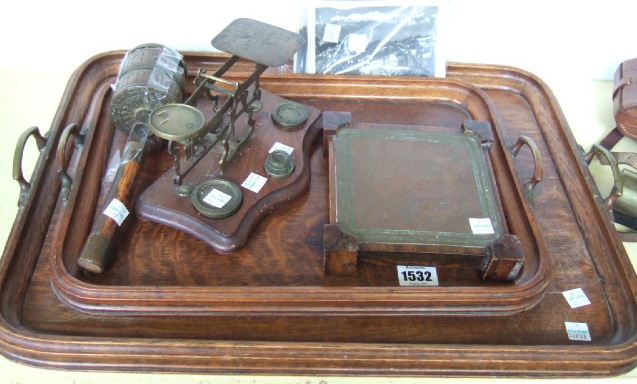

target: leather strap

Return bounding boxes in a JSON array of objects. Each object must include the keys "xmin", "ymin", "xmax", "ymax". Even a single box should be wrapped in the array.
[
  {"xmin": 599, "ymin": 127, "xmax": 623, "ymax": 150},
  {"xmin": 613, "ymin": 76, "xmax": 632, "ymax": 99}
]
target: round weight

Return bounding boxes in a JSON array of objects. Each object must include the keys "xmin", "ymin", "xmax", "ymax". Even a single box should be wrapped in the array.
[
  {"xmin": 264, "ymin": 150, "xmax": 295, "ymax": 178},
  {"xmin": 191, "ymin": 178, "xmax": 242, "ymax": 219},
  {"xmin": 271, "ymin": 102, "xmax": 308, "ymax": 130}
]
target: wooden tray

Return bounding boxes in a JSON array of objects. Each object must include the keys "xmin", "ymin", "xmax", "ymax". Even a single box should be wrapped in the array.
[
  {"xmin": 48, "ymin": 54, "xmax": 548, "ymax": 316},
  {"xmin": 0, "ymin": 51, "xmax": 635, "ymax": 377}
]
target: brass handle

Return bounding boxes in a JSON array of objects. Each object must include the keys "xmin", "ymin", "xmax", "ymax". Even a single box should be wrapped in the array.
[
  {"xmin": 584, "ymin": 144, "xmax": 623, "ymax": 211},
  {"xmin": 598, "ymin": 151, "xmax": 637, "ymax": 170},
  {"xmin": 510, "ymin": 135, "xmax": 544, "ymax": 208},
  {"xmin": 56, "ymin": 123, "xmax": 85, "ymax": 201},
  {"xmin": 12, "ymin": 126, "xmax": 47, "ymax": 207}
]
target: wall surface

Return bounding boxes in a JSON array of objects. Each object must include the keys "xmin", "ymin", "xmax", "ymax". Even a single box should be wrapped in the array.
[{"xmin": 1, "ymin": 0, "xmax": 635, "ymax": 81}]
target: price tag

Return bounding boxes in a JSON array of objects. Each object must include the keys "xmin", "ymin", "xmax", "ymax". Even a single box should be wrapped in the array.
[
  {"xmin": 469, "ymin": 218, "xmax": 495, "ymax": 234},
  {"xmin": 103, "ymin": 198, "xmax": 129, "ymax": 226},
  {"xmin": 347, "ymin": 33, "xmax": 368, "ymax": 53},
  {"xmin": 397, "ymin": 266, "xmax": 439, "ymax": 286},
  {"xmin": 565, "ymin": 322, "xmax": 592, "ymax": 342},
  {"xmin": 241, "ymin": 172, "xmax": 268, "ymax": 193},
  {"xmin": 562, "ymin": 288, "xmax": 591, "ymax": 309},
  {"xmin": 269, "ymin": 142, "xmax": 294, "ymax": 155},
  {"xmin": 203, "ymin": 188, "xmax": 232, "ymax": 209},
  {"xmin": 323, "ymin": 23, "xmax": 341, "ymax": 43}
]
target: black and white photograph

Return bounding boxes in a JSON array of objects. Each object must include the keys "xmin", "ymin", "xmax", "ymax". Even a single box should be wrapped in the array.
[{"xmin": 306, "ymin": 1, "xmax": 444, "ymax": 77}]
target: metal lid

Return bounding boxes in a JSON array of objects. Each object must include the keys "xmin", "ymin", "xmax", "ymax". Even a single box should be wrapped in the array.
[
  {"xmin": 271, "ymin": 102, "xmax": 308, "ymax": 130},
  {"xmin": 191, "ymin": 178, "xmax": 242, "ymax": 219},
  {"xmin": 264, "ymin": 150, "xmax": 295, "ymax": 178},
  {"xmin": 149, "ymin": 103, "xmax": 206, "ymax": 141}
]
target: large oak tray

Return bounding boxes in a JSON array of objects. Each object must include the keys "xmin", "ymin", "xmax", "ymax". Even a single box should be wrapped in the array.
[{"xmin": 0, "ymin": 51, "xmax": 635, "ymax": 377}]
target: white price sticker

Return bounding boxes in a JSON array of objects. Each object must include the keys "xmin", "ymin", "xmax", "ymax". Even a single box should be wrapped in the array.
[
  {"xmin": 203, "ymin": 188, "xmax": 232, "ymax": 208},
  {"xmin": 103, "ymin": 198, "xmax": 129, "ymax": 226},
  {"xmin": 269, "ymin": 142, "xmax": 294, "ymax": 155},
  {"xmin": 469, "ymin": 218, "xmax": 495, "ymax": 235},
  {"xmin": 323, "ymin": 23, "xmax": 341, "ymax": 43},
  {"xmin": 397, "ymin": 266, "xmax": 439, "ymax": 286},
  {"xmin": 565, "ymin": 322, "xmax": 592, "ymax": 341},
  {"xmin": 241, "ymin": 172, "xmax": 268, "ymax": 193},
  {"xmin": 562, "ymin": 288, "xmax": 591, "ymax": 309},
  {"xmin": 347, "ymin": 33, "xmax": 368, "ymax": 53}
]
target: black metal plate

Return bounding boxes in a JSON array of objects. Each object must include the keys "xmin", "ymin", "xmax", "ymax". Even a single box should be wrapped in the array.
[{"xmin": 211, "ymin": 18, "xmax": 305, "ymax": 67}]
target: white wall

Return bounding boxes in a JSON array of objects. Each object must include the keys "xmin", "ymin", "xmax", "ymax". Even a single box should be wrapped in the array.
[{"xmin": 1, "ymin": 0, "xmax": 635, "ymax": 83}]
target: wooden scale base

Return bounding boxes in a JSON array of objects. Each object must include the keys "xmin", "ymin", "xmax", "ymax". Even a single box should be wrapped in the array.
[{"xmin": 136, "ymin": 89, "xmax": 321, "ymax": 253}]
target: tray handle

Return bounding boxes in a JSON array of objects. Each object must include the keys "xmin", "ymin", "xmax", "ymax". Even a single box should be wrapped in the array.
[
  {"xmin": 583, "ymin": 144, "xmax": 623, "ymax": 212},
  {"xmin": 12, "ymin": 126, "xmax": 47, "ymax": 207},
  {"xmin": 510, "ymin": 135, "xmax": 544, "ymax": 208},
  {"xmin": 56, "ymin": 123, "xmax": 85, "ymax": 201}
]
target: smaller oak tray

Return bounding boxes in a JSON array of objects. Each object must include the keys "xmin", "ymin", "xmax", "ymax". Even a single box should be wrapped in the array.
[{"xmin": 46, "ymin": 55, "xmax": 550, "ymax": 317}]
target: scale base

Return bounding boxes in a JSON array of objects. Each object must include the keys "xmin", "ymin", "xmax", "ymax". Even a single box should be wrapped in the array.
[{"xmin": 136, "ymin": 90, "xmax": 321, "ymax": 253}]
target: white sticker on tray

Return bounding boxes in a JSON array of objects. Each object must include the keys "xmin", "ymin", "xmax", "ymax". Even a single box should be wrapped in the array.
[
  {"xmin": 103, "ymin": 198, "xmax": 129, "ymax": 226},
  {"xmin": 565, "ymin": 322, "xmax": 592, "ymax": 342},
  {"xmin": 203, "ymin": 188, "xmax": 232, "ymax": 209},
  {"xmin": 469, "ymin": 218, "xmax": 495, "ymax": 234},
  {"xmin": 323, "ymin": 23, "xmax": 341, "ymax": 43},
  {"xmin": 347, "ymin": 33, "xmax": 368, "ymax": 53},
  {"xmin": 269, "ymin": 142, "xmax": 294, "ymax": 155},
  {"xmin": 241, "ymin": 172, "xmax": 268, "ymax": 193},
  {"xmin": 562, "ymin": 288, "xmax": 591, "ymax": 309},
  {"xmin": 397, "ymin": 266, "xmax": 439, "ymax": 286}
]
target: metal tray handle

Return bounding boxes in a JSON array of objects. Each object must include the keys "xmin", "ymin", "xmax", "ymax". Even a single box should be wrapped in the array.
[
  {"xmin": 56, "ymin": 123, "xmax": 84, "ymax": 201},
  {"xmin": 12, "ymin": 126, "xmax": 47, "ymax": 207},
  {"xmin": 510, "ymin": 135, "xmax": 543, "ymax": 208},
  {"xmin": 583, "ymin": 144, "xmax": 623, "ymax": 212}
]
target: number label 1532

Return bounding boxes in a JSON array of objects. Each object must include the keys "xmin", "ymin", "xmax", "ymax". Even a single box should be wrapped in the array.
[{"xmin": 397, "ymin": 265, "xmax": 439, "ymax": 286}]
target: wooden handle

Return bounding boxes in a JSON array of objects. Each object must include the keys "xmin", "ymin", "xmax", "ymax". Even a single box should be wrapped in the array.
[{"xmin": 77, "ymin": 141, "xmax": 144, "ymax": 274}]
